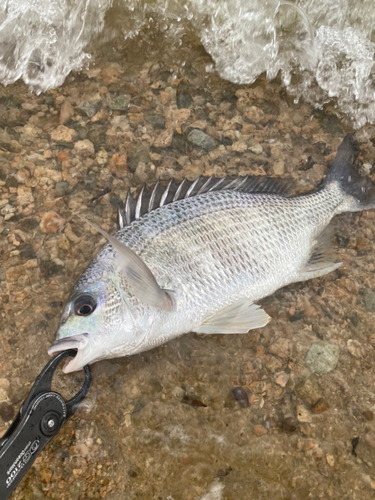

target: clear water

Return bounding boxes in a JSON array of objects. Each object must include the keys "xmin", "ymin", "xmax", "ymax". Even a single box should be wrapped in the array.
[{"xmin": 1, "ymin": 1, "xmax": 375, "ymax": 499}]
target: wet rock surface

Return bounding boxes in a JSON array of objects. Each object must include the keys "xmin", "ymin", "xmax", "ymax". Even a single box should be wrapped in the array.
[{"xmin": 0, "ymin": 36, "xmax": 375, "ymax": 500}]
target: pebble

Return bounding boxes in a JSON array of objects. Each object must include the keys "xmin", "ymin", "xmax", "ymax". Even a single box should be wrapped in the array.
[
  {"xmin": 275, "ymin": 371, "xmax": 289, "ymax": 387},
  {"xmin": 305, "ymin": 341, "xmax": 339, "ymax": 374},
  {"xmin": 40, "ymin": 212, "xmax": 65, "ymax": 233},
  {"xmin": 249, "ymin": 143, "xmax": 263, "ymax": 154},
  {"xmin": 187, "ymin": 129, "xmax": 218, "ymax": 152},
  {"xmin": 362, "ymin": 410, "xmax": 374, "ymax": 421},
  {"xmin": 268, "ymin": 337, "xmax": 293, "ymax": 360},
  {"xmin": 347, "ymin": 339, "xmax": 366, "ymax": 358},
  {"xmin": 363, "ymin": 288, "xmax": 375, "ymax": 312},
  {"xmin": 0, "ymin": 402, "xmax": 15, "ymax": 422},
  {"xmin": 78, "ymin": 98, "xmax": 102, "ymax": 117},
  {"xmin": 154, "ymin": 130, "xmax": 173, "ymax": 148},
  {"xmin": 311, "ymin": 398, "xmax": 330, "ymax": 413},
  {"xmin": 231, "ymin": 387, "xmax": 249, "ymax": 407},
  {"xmin": 297, "ymin": 404, "xmax": 312, "ymax": 423},
  {"xmin": 365, "ymin": 432, "xmax": 375, "ymax": 448},
  {"xmin": 109, "ymin": 94, "xmax": 130, "ymax": 111},
  {"xmin": 50, "ymin": 125, "xmax": 76, "ymax": 142},
  {"xmin": 253, "ymin": 424, "xmax": 268, "ymax": 437},
  {"xmin": 326, "ymin": 454, "xmax": 335, "ymax": 467},
  {"xmin": 55, "ymin": 181, "xmax": 70, "ymax": 196},
  {"xmin": 59, "ymin": 100, "xmax": 75, "ymax": 125},
  {"xmin": 73, "ymin": 139, "xmax": 95, "ymax": 156}
]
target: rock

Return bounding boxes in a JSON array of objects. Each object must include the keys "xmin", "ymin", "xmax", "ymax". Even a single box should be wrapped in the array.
[
  {"xmin": 50, "ymin": 125, "xmax": 76, "ymax": 143},
  {"xmin": 363, "ymin": 410, "xmax": 374, "ymax": 421},
  {"xmin": 253, "ymin": 424, "xmax": 268, "ymax": 436},
  {"xmin": 101, "ymin": 63, "xmax": 122, "ymax": 85},
  {"xmin": 56, "ymin": 150, "xmax": 70, "ymax": 162},
  {"xmin": 166, "ymin": 108, "xmax": 191, "ymax": 133},
  {"xmin": 231, "ymin": 387, "xmax": 249, "ymax": 407},
  {"xmin": 275, "ymin": 371, "xmax": 289, "ymax": 387},
  {"xmin": 109, "ymin": 94, "xmax": 130, "ymax": 111},
  {"xmin": 249, "ymin": 143, "xmax": 263, "ymax": 155},
  {"xmin": 326, "ymin": 454, "xmax": 335, "ymax": 467},
  {"xmin": 296, "ymin": 380, "xmax": 322, "ymax": 407},
  {"xmin": 0, "ymin": 402, "xmax": 15, "ymax": 422},
  {"xmin": 297, "ymin": 404, "xmax": 312, "ymax": 422},
  {"xmin": 55, "ymin": 181, "xmax": 70, "ymax": 196},
  {"xmin": 59, "ymin": 100, "xmax": 74, "ymax": 125},
  {"xmin": 347, "ymin": 339, "xmax": 366, "ymax": 358},
  {"xmin": 268, "ymin": 338, "xmax": 293, "ymax": 360},
  {"xmin": 72, "ymin": 139, "xmax": 95, "ymax": 156},
  {"xmin": 365, "ymin": 432, "xmax": 375, "ymax": 448},
  {"xmin": 363, "ymin": 288, "xmax": 375, "ymax": 312},
  {"xmin": 108, "ymin": 153, "xmax": 127, "ymax": 176},
  {"xmin": 273, "ymin": 160, "xmax": 285, "ymax": 176},
  {"xmin": 154, "ymin": 130, "xmax": 173, "ymax": 148},
  {"xmin": 303, "ymin": 306, "xmax": 317, "ymax": 318},
  {"xmin": 305, "ymin": 341, "xmax": 339, "ymax": 374},
  {"xmin": 177, "ymin": 88, "xmax": 193, "ymax": 109},
  {"xmin": 311, "ymin": 398, "xmax": 330, "ymax": 413},
  {"xmin": 187, "ymin": 129, "xmax": 218, "ymax": 152},
  {"xmin": 78, "ymin": 99, "xmax": 102, "ymax": 118},
  {"xmin": 145, "ymin": 114, "xmax": 165, "ymax": 129},
  {"xmin": 40, "ymin": 212, "xmax": 65, "ymax": 233}
]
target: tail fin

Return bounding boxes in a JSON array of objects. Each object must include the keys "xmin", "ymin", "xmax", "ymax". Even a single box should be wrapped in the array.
[{"xmin": 324, "ymin": 135, "xmax": 375, "ymax": 211}]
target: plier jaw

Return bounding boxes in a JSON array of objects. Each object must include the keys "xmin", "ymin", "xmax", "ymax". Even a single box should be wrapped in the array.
[{"xmin": 0, "ymin": 350, "xmax": 91, "ymax": 499}]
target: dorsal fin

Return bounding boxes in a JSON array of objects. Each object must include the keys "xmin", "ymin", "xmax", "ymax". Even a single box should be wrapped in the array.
[{"xmin": 118, "ymin": 175, "xmax": 293, "ymax": 228}]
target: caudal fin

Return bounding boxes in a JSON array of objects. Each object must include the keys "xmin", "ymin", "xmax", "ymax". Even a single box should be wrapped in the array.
[{"xmin": 324, "ymin": 135, "xmax": 375, "ymax": 211}]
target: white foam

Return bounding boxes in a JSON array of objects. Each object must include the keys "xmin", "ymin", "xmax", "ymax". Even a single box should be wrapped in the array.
[{"xmin": 1, "ymin": 0, "xmax": 375, "ymax": 127}]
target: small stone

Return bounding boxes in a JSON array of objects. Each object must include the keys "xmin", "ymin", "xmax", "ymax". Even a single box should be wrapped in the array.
[
  {"xmin": 297, "ymin": 404, "xmax": 312, "ymax": 423},
  {"xmin": 108, "ymin": 153, "xmax": 127, "ymax": 176},
  {"xmin": 253, "ymin": 424, "xmax": 268, "ymax": 436},
  {"xmin": 59, "ymin": 100, "xmax": 74, "ymax": 125},
  {"xmin": 50, "ymin": 125, "xmax": 76, "ymax": 143},
  {"xmin": 303, "ymin": 306, "xmax": 317, "ymax": 318},
  {"xmin": 0, "ymin": 402, "xmax": 15, "ymax": 422},
  {"xmin": 363, "ymin": 410, "xmax": 374, "ymax": 421},
  {"xmin": 268, "ymin": 338, "xmax": 293, "ymax": 360},
  {"xmin": 365, "ymin": 432, "xmax": 375, "ymax": 448},
  {"xmin": 311, "ymin": 398, "xmax": 330, "ymax": 413},
  {"xmin": 326, "ymin": 454, "xmax": 335, "ymax": 467},
  {"xmin": 172, "ymin": 386, "xmax": 186, "ymax": 400},
  {"xmin": 145, "ymin": 114, "xmax": 165, "ymax": 129},
  {"xmin": 187, "ymin": 129, "xmax": 218, "ymax": 152},
  {"xmin": 78, "ymin": 99, "xmax": 102, "ymax": 118},
  {"xmin": 154, "ymin": 130, "xmax": 173, "ymax": 148},
  {"xmin": 363, "ymin": 288, "xmax": 375, "ymax": 312},
  {"xmin": 40, "ymin": 212, "xmax": 65, "ymax": 233},
  {"xmin": 232, "ymin": 141, "xmax": 247, "ymax": 152},
  {"xmin": 73, "ymin": 139, "xmax": 95, "ymax": 156},
  {"xmin": 56, "ymin": 151, "xmax": 70, "ymax": 162},
  {"xmin": 231, "ymin": 387, "xmax": 249, "ymax": 407},
  {"xmin": 347, "ymin": 339, "xmax": 366, "ymax": 358},
  {"xmin": 101, "ymin": 63, "xmax": 122, "ymax": 85},
  {"xmin": 249, "ymin": 143, "xmax": 263, "ymax": 155},
  {"xmin": 273, "ymin": 160, "xmax": 285, "ymax": 176},
  {"xmin": 305, "ymin": 341, "xmax": 339, "ymax": 374},
  {"xmin": 275, "ymin": 371, "xmax": 289, "ymax": 387},
  {"xmin": 55, "ymin": 181, "xmax": 70, "ymax": 196},
  {"xmin": 109, "ymin": 94, "xmax": 130, "ymax": 111},
  {"xmin": 177, "ymin": 92, "xmax": 193, "ymax": 109},
  {"xmin": 296, "ymin": 379, "xmax": 322, "ymax": 406}
]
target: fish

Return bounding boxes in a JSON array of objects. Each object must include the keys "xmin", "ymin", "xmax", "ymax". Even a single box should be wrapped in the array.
[{"xmin": 48, "ymin": 135, "xmax": 375, "ymax": 373}]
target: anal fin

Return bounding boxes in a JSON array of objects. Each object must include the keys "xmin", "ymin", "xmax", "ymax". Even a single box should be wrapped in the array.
[
  {"xmin": 194, "ymin": 299, "xmax": 270, "ymax": 334},
  {"xmin": 296, "ymin": 223, "xmax": 341, "ymax": 282}
]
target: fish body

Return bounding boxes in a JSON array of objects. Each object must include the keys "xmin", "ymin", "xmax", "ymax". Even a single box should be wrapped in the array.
[{"xmin": 49, "ymin": 136, "xmax": 375, "ymax": 372}]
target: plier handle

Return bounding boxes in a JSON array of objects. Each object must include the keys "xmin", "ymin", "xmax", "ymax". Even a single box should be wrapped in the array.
[{"xmin": 0, "ymin": 350, "xmax": 91, "ymax": 499}]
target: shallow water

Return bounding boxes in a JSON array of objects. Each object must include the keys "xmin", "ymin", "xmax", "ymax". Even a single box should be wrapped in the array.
[{"xmin": 0, "ymin": 6, "xmax": 375, "ymax": 500}]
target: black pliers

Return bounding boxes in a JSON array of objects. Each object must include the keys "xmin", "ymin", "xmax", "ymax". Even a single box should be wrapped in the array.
[{"xmin": 0, "ymin": 350, "xmax": 91, "ymax": 499}]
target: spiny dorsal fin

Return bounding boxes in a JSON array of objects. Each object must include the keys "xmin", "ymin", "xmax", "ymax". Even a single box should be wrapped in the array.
[{"xmin": 118, "ymin": 175, "xmax": 293, "ymax": 228}]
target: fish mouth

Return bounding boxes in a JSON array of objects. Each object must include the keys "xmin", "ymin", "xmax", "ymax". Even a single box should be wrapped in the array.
[{"xmin": 48, "ymin": 333, "xmax": 91, "ymax": 373}]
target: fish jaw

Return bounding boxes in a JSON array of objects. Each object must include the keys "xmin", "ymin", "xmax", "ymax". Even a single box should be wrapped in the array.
[{"xmin": 48, "ymin": 333, "xmax": 93, "ymax": 373}]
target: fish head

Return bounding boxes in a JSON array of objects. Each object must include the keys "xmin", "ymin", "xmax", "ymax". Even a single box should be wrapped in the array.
[{"xmin": 48, "ymin": 277, "xmax": 143, "ymax": 373}]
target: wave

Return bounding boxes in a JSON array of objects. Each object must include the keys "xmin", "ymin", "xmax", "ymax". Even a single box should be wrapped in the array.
[{"xmin": 1, "ymin": 0, "xmax": 375, "ymax": 127}]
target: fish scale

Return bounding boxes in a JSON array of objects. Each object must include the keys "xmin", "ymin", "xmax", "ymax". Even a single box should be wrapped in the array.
[{"xmin": 48, "ymin": 136, "xmax": 375, "ymax": 372}]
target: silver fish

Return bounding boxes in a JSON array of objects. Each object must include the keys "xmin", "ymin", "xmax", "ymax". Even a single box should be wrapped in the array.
[{"xmin": 49, "ymin": 136, "xmax": 375, "ymax": 372}]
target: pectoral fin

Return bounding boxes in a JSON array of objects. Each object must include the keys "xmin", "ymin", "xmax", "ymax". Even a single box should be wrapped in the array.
[
  {"xmin": 77, "ymin": 215, "xmax": 174, "ymax": 311},
  {"xmin": 194, "ymin": 299, "xmax": 270, "ymax": 334}
]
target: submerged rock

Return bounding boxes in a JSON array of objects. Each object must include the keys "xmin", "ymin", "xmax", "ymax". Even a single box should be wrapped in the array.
[
  {"xmin": 187, "ymin": 129, "xmax": 218, "ymax": 151},
  {"xmin": 305, "ymin": 341, "xmax": 339, "ymax": 374}
]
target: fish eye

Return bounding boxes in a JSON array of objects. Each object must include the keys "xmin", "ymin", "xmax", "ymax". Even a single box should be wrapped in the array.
[{"xmin": 74, "ymin": 295, "xmax": 96, "ymax": 316}]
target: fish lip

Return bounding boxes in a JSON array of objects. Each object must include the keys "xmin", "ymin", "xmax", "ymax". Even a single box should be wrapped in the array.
[{"xmin": 48, "ymin": 333, "xmax": 90, "ymax": 373}]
